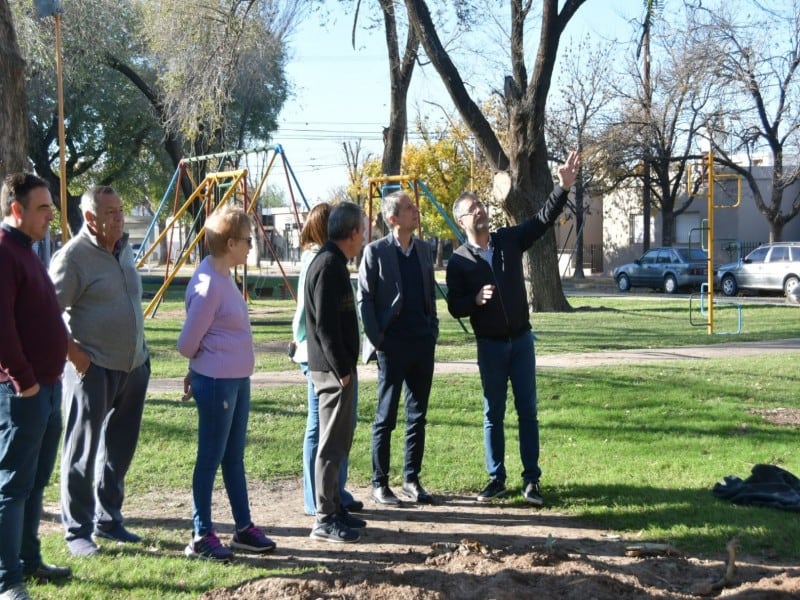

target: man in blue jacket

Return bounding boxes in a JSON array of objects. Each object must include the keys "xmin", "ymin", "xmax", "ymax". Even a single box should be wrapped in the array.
[
  {"xmin": 446, "ymin": 151, "xmax": 580, "ymax": 506},
  {"xmin": 358, "ymin": 191, "xmax": 438, "ymax": 506}
]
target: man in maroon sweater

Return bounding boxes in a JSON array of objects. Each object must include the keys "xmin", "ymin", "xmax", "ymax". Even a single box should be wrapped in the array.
[{"xmin": 0, "ymin": 173, "xmax": 70, "ymax": 600}]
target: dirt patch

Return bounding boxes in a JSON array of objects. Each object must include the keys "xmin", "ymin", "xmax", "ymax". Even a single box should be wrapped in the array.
[
  {"xmin": 67, "ymin": 478, "xmax": 797, "ymax": 599},
  {"xmin": 750, "ymin": 407, "xmax": 800, "ymax": 428}
]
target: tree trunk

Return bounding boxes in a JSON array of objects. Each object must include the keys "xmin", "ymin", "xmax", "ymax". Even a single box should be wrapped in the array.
[
  {"xmin": 661, "ymin": 205, "xmax": 675, "ymax": 247},
  {"xmin": 379, "ymin": 0, "xmax": 418, "ymax": 178},
  {"xmin": 0, "ymin": 0, "xmax": 29, "ymax": 179},
  {"xmin": 572, "ymin": 172, "xmax": 585, "ymax": 278},
  {"xmin": 506, "ymin": 155, "xmax": 570, "ymax": 312},
  {"xmin": 405, "ymin": 0, "xmax": 586, "ymax": 312}
]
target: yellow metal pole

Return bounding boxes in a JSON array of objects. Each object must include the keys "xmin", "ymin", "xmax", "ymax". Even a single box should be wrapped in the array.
[{"xmin": 55, "ymin": 12, "xmax": 69, "ymax": 242}]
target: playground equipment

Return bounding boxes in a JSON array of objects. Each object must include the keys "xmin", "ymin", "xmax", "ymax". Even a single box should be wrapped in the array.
[
  {"xmin": 136, "ymin": 145, "xmax": 308, "ymax": 317},
  {"xmin": 687, "ymin": 150, "xmax": 743, "ymax": 334},
  {"xmin": 365, "ymin": 176, "xmax": 463, "ymax": 244},
  {"xmin": 365, "ymin": 176, "xmax": 468, "ymax": 334}
]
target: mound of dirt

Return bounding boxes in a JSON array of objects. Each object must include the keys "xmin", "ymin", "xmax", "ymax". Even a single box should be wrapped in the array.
[{"xmin": 194, "ymin": 480, "xmax": 800, "ymax": 600}]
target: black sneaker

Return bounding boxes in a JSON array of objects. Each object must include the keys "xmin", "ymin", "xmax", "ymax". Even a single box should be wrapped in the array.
[
  {"xmin": 476, "ymin": 479, "xmax": 507, "ymax": 502},
  {"xmin": 309, "ymin": 518, "xmax": 360, "ymax": 543},
  {"xmin": 338, "ymin": 508, "xmax": 367, "ymax": 529},
  {"xmin": 344, "ymin": 499, "xmax": 364, "ymax": 512},
  {"xmin": 23, "ymin": 562, "xmax": 72, "ymax": 582},
  {"xmin": 94, "ymin": 522, "xmax": 141, "ymax": 543},
  {"xmin": 522, "ymin": 481, "xmax": 544, "ymax": 506},
  {"xmin": 230, "ymin": 523, "xmax": 276, "ymax": 553}
]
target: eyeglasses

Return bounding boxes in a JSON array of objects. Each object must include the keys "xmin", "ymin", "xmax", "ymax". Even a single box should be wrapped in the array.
[
  {"xmin": 233, "ymin": 236, "xmax": 253, "ymax": 247},
  {"xmin": 456, "ymin": 202, "xmax": 485, "ymax": 220}
]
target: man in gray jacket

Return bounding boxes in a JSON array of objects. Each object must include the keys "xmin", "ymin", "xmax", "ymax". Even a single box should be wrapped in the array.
[
  {"xmin": 358, "ymin": 191, "xmax": 438, "ymax": 506},
  {"xmin": 50, "ymin": 186, "xmax": 150, "ymax": 557}
]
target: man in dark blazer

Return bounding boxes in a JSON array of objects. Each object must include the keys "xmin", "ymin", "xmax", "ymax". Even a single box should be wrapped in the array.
[{"xmin": 358, "ymin": 191, "xmax": 438, "ymax": 506}]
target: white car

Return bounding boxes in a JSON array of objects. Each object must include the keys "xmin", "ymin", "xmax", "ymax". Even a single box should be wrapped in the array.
[{"xmin": 715, "ymin": 242, "xmax": 800, "ymax": 296}]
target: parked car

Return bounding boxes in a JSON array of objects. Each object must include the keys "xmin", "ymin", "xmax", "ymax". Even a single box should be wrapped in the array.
[
  {"xmin": 715, "ymin": 242, "xmax": 800, "ymax": 296},
  {"xmin": 613, "ymin": 247, "xmax": 708, "ymax": 294}
]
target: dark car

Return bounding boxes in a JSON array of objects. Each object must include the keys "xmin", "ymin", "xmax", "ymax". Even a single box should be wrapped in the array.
[
  {"xmin": 715, "ymin": 242, "xmax": 800, "ymax": 296},
  {"xmin": 613, "ymin": 247, "xmax": 708, "ymax": 294}
]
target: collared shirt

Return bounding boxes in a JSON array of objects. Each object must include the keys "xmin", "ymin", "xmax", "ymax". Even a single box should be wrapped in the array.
[
  {"xmin": 466, "ymin": 239, "xmax": 494, "ymax": 270},
  {"xmin": 0, "ymin": 222, "xmax": 33, "ymax": 246},
  {"xmin": 391, "ymin": 233, "xmax": 415, "ymax": 257}
]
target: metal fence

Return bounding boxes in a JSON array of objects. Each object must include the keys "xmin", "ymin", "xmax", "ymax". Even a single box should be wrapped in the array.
[{"xmin": 563, "ymin": 244, "xmax": 604, "ymax": 273}]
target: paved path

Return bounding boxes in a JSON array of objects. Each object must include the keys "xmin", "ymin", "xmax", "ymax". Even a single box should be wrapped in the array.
[{"xmin": 147, "ymin": 338, "xmax": 800, "ymax": 395}]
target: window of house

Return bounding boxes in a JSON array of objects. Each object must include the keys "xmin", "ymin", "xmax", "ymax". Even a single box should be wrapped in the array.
[{"xmin": 629, "ymin": 213, "xmax": 654, "ymax": 244}]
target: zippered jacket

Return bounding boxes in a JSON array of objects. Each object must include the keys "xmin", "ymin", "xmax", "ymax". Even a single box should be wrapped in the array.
[
  {"xmin": 445, "ymin": 186, "xmax": 570, "ymax": 340},
  {"xmin": 49, "ymin": 226, "xmax": 148, "ymax": 372}
]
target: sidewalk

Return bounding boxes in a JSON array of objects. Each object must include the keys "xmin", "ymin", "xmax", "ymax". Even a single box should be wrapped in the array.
[{"xmin": 146, "ymin": 337, "xmax": 800, "ymax": 395}]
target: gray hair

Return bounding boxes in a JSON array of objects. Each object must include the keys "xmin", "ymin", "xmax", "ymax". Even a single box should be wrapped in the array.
[
  {"xmin": 452, "ymin": 191, "xmax": 480, "ymax": 221},
  {"xmin": 381, "ymin": 190, "xmax": 407, "ymax": 225},
  {"xmin": 80, "ymin": 185, "xmax": 117, "ymax": 217},
  {"xmin": 328, "ymin": 201, "xmax": 363, "ymax": 241}
]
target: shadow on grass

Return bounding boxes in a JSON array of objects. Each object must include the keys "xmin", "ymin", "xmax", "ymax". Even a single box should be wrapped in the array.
[{"xmin": 555, "ymin": 482, "xmax": 800, "ymax": 561}]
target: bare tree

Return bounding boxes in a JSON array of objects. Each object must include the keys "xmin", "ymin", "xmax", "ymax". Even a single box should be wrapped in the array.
[
  {"xmin": 0, "ymin": 0, "xmax": 28, "ymax": 178},
  {"xmin": 376, "ymin": 0, "xmax": 419, "ymax": 177},
  {"xmin": 547, "ymin": 37, "xmax": 615, "ymax": 278},
  {"xmin": 696, "ymin": 1, "xmax": 800, "ymax": 242},
  {"xmin": 404, "ymin": 0, "xmax": 587, "ymax": 311}
]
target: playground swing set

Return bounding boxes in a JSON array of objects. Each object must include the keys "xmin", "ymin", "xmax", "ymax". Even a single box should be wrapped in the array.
[
  {"xmin": 135, "ymin": 148, "xmax": 469, "ymax": 331},
  {"xmin": 135, "ymin": 145, "xmax": 310, "ymax": 317}
]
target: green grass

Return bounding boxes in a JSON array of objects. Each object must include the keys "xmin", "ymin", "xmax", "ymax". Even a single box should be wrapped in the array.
[
  {"xmin": 29, "ymin": 293, "xmax": 800, "ymax": 598},
  {"xmin": 145, "ymin": 294, "xmax": 800, "ymax": 376}
]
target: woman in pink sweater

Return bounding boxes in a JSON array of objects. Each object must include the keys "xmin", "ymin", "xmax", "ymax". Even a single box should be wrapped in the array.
[{"xmin": 177, "ymin": 207, "xmax": 275, "ymax": 561}]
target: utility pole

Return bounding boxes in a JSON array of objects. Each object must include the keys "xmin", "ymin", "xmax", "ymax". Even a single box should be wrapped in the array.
[{"xmin": 639, "ymin": 1, "xmax": 661, "ymax": 251}]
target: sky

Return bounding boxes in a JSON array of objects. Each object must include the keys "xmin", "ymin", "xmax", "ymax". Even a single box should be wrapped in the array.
[{"xmin": 273, "ymin": 1, "xmax": 642, "ymax": 204}]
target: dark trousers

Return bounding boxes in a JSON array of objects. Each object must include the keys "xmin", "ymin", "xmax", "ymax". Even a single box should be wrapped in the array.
[
  {"xmin": 371, "ymin": 336, "xmax": 435, "ymax": 487},
  {"xmin": 61, "ymin": 359, "xmax": 150, "ymax": 540}
]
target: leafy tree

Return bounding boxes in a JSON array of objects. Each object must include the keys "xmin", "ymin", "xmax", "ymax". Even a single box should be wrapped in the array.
[
  {"xmin": 14, "ymin": 0, "xmax": 302, "ymax": 232},
  {"xmin": 403, "ymin": 0, "xmax": 588, "ymax": 311}
]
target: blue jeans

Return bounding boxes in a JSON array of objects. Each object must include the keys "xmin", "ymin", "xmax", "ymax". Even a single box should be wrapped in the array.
[
  {"xmin": 476, "ymin": 331, "xmax": 541, "ymax": 485},
  {"xmin": 301, "ymin": 364, "xmax": 356, "ymax": 515},
  {"xmin": 190, "ymin": 372, "xmax": 252, "ymax": 537},
  {"xmin": 0, "ymin": 381, "xmax": 62, "ymax": 592}
]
